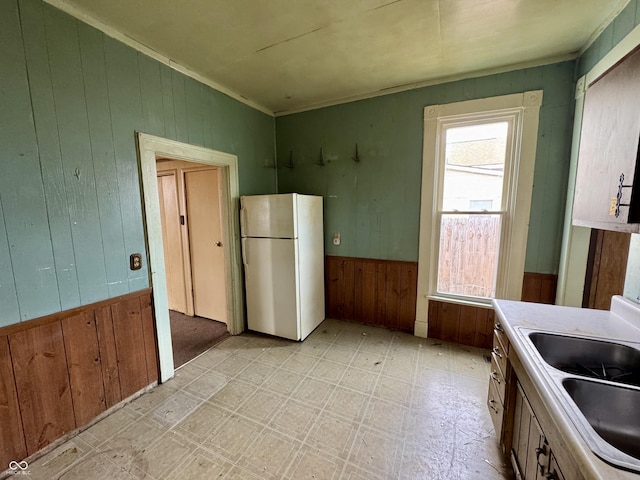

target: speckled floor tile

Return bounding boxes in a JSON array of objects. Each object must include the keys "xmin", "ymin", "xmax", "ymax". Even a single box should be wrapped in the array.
[{"xmin": 25, "ymin": 318, "xmax": 510, "ymax": 480}]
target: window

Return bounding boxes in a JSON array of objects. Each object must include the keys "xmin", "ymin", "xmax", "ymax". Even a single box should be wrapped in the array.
[
  {"xmin": 437, "ymin": 120, "xmax": 510, "ymax": 299},
  {"xmin": 415, "ymin": 91, "xmax": 542, "ymax": 324}
]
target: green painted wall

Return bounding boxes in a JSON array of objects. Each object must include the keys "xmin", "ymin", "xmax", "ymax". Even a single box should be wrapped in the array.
[
  {"xmin": 578, "ymin": 0, "xmax": 640, "ymax": 77},
  {"xmin": 276, "ymin": 62, "xmax": 576, "ymax": 273},
  {"xmin": 0, "ymin": 0, "xmax": 275, "ymax": 327}
]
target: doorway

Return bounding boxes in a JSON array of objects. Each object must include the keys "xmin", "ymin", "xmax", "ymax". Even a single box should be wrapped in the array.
[
  {"xmin": 157, "ymin": 160, "xmax": 230, "ymax": 367},
  {"xmin": 138, "ymin": 133, "xmax": 243, "ymax": 383}
]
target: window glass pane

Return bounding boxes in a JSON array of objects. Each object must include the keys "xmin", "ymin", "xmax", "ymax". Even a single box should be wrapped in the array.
[
  {"xmin": 437, "ymin": 213, "xmax": 501, "ymax": 298},
  {"xmin": 442, "ymin": 122, "xmax": 508, "ymax": 211}
]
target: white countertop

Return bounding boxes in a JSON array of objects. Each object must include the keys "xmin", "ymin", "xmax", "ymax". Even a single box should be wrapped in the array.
[{"xmin": 493, "ymin": 296, "xmax": 640, "ymax": 479}]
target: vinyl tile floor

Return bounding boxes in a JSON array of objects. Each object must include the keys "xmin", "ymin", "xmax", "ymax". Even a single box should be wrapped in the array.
[{"xmin": 27, "ymin": 319, "xmax": 512, "ymax": 480}]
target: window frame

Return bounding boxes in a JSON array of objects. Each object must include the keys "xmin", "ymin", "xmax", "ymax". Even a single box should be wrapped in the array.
[
  {"xmin": 415, "ymin": 91, "xmax": 542, "ymax": 336},
  {"xmin": 435, "ymin": 113, "xmax": 517, "ymax": 302}
]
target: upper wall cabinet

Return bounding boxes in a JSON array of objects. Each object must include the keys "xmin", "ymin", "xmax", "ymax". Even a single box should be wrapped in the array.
[{"xmin": 573, "ymin": 47, "xmax": 640, "ymax": 232}]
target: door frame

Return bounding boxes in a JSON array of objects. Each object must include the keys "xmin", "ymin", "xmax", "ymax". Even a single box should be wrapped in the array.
[{"xmin": 137, "ymin": 133, "xmax": 243, "ymax": 383}]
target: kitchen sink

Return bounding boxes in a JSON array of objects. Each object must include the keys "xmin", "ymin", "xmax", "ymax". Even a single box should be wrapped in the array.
[
  {"xmin": 528, "ymin": 332, "xmax": 640, "ymax": 387},
  {"xmin": 519, "ymin": 328, "xmax": 640, "ymax": 472},
  {"xmin": 563, "ymin": 378, "xmax": 640, "ymax": 467}
]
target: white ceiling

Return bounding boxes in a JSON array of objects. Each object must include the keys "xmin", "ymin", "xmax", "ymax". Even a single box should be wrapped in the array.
[{"xmin": 50, "ymin": 0, "xmax": 628, "ymax": 115}]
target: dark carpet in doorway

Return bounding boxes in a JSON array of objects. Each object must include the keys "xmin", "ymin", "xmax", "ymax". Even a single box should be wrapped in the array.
[{"xmin": 170, "ymin": 310, "xmax": 229, "ymax": 368}]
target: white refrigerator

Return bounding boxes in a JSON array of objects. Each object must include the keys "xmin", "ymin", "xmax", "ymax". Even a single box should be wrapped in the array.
[{"xmin": 240, "ymin": 193, "xmax": 325, "ymax": 341}]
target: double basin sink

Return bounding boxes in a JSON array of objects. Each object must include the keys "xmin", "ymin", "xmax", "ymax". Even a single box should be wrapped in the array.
[{"xmin": 521, "ymin": 330, "xmax": 640, "ymax": 473}]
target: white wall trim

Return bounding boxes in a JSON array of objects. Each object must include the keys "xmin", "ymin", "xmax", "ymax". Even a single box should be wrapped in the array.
[
  {"xmin": 137, "ymin": 133, "xmax": 244, "ymax": 383},
  {"xmin": 555, "ymin": 77, "xmax": 591, "ymax": 307},
  {"xmin": 43, "ymin": 0, "xmax": 273, "ymax": 117},
  {"xmin": 415, "ymin": 91, "xmax": 542, "ymax": 337}
]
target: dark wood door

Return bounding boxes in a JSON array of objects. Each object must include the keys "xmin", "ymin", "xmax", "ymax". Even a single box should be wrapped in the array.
[{"xmin": 583, "ymin": 229, "xmax": 630, "ymax": 310}]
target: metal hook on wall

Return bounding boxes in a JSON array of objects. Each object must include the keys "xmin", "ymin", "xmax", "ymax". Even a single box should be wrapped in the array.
[
  {"xmin": 315, "ymin": 147, "xmax": 326, "ymax": 166},
  {"xmin": 283, "ymin": 150, "xmax": 294, "ymax": 169},
  {"xmin": 352, "ymin": 143, "xmax": 361, "ymax": 163}
]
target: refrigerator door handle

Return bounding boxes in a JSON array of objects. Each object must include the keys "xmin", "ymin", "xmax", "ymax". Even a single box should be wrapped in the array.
[
  {"xmin": 241, "ymin": 238, "xmax": 248, "ymax": 266},
  {"xmin": 240, "ymin": 206, "xmax": 247, "ymax": 235}
]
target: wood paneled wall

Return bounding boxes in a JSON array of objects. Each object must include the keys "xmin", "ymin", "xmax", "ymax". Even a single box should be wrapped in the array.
[
  {"xmin": 520, "ymin": 272, "xmax": 558, "ymax": 305},
  {"xmin": 0, "ymin": 289, "xmax": 157, "ymax": 467},
  {"xmin": 325, "ymin": 256, "xmax": 417, "ymax": 332},
  {"xmin": 428, "ymin": 301, "xmax": 496, "ymax": 349},
  {"xmin": 427, "ymin": 272, "xmax": 558, "ymax": 348},
  {"xmin": 326, "ymin": 257, "xmax": 558, "ymax": 347}
]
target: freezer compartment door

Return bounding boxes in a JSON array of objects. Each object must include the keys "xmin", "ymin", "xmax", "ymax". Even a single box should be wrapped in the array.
[
  {"xmin": 240, "ymin": 194, "xmax": 297, "ymax": 238},
  {"xmin": 242, "ymin": 237, "xmax": 301, "ymax": 340}
]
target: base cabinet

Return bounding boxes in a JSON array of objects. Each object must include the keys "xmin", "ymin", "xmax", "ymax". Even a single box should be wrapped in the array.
[
  {"xmin": 487, "ymin": 329, "xmax": 569, "ymax": 480},
  {"xmin": 510, "ymin": 382, "xmax": 565, "ymax": 480},
  {"xmin": 547, "ymin": 453, "xmax": 565, "ymax": 480},
  {"xmin": 487, "ymin": 321, "xmax": 517, "ymax": 455}
]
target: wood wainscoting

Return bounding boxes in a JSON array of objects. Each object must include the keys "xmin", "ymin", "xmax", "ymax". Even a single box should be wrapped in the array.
[
  {"xmin": 428, "ymin": 272, "xmax": 558, "ymax": 348},
  {"xmin": 325, "ymin": 256, "xmax": 417, "ymax": 332},
  {"xmin": 325, "ymin": 256, "xmax": 557, "ymax": 348},
  {"xmin": 0, "ymin": 289, "xmax": 157, "ymax": 467},
  {"xmin": 520, "ymin": 272, "xmax": 558, "ymax": 305},
  {"xmin": 428, "ymin": 301, "xmax": 496, "ymax": 349}
]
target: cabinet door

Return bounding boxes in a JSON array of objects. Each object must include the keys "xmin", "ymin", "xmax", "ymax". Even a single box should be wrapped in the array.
[
  {"xmin": 511, "ymin": 383, "xmax": 528, "ymax": 476},
  {"xmin": 573, "ymin": 46, "xmax": 640, "ymax": 231},
  {"xmin": 547, "ymin": 453, "xmax": 566, "ymax": 480},
  {"xmin": 524, "ymin": 404, "xmax": 546, "ymax": 479},
  {"xmin": 487, "ymin": 375, "xmax": 504, "ymax": 439},
  {"xmin": 512, "ymin": 382, "xmax": 546, "ymax": 480}
]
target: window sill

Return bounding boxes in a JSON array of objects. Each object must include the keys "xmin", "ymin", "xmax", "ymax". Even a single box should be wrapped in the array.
[{"xmin": 427, "ymin": 294, "xmax": 494, "ymax": 309}]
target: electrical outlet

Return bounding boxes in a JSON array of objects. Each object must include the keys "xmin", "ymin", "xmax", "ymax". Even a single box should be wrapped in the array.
[{"xmin": 130, "ymin": 253, "xmax": 142, "ymax": 270}]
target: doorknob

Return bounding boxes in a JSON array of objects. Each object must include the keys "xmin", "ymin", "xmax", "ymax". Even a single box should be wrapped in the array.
[{"xmin": 215, "ymin": 241, "xmax": 223, "ymax": 247}]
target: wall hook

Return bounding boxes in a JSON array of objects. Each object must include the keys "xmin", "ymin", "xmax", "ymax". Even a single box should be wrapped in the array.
[
  {"xmin": 315, "ymin": 147, "xmax": 326, "ymax": 166},
  {"xmin": 283, "ymin": 150, "xmax": 294, "ymax": 169},
  {"xmin": 73, "ymin": 168, "xmax": 81, "ymax": 179},
  {"xmin": 352, "ymin": 143, "xmax": 361, "ymax": 163}
]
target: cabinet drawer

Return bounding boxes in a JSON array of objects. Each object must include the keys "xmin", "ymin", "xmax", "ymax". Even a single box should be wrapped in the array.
[
  {"xmin": 490, "ymin": 352, "xmax": 507, "ymax": 405},
  {"xmin": 492, "ymin": 333, "xmax": 508, "ymax": 377},
  {"xmin": 493, "ymin": 321, "xmax": 509, "ymax": 354},
  {"xmin": 487, "ymin": 376, "xmax": 504, "ymax": 437}
]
